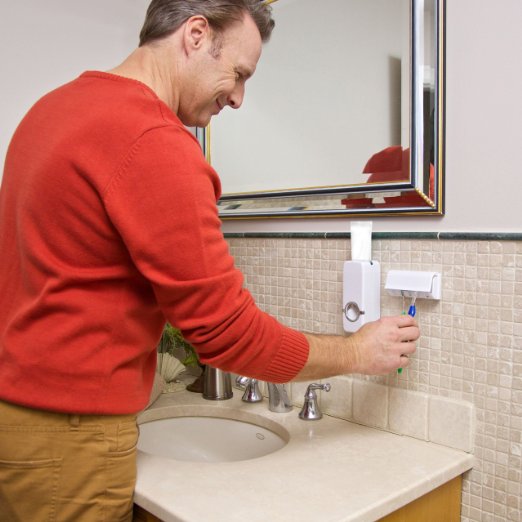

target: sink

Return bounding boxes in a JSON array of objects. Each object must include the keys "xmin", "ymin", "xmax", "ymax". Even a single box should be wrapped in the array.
[{"xmin": 138, "ymin": 416, "xmax": 288, "ymax": 462}]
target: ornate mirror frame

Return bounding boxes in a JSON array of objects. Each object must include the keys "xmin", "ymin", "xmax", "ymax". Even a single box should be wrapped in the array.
[{"xmin": 196, "ymin": 0, "xmax": 445, "ymax": 219}]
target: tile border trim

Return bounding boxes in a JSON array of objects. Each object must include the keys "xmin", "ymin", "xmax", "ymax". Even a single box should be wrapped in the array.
[{"xmin": 224, "ymin": 232, "xmax": 522, "ymax": 241}]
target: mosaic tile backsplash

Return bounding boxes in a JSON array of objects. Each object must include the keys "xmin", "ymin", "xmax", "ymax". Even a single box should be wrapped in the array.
[{"xmin": 226, "ymin": 237, "xmax": 522, "ymax": 522}]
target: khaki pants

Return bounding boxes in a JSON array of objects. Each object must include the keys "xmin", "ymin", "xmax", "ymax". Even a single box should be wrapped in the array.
[{"xmin": 0, "ymin": 400, "xmax": 138, "ymax": 522}]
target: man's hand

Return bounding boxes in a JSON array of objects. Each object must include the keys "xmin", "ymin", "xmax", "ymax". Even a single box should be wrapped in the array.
[
  {"xmin": 349, "ymin": 315, "xmax": 419, "ymax": 375},
  {"xmin": 295, "ymin": 315, "xmax": 420, "ymax": 381}
]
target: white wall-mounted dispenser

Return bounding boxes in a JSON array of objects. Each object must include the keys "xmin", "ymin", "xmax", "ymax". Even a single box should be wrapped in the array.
[
  {"xmin": 343, "ymin": 221, "xmax": 380, "ymax": 333},
  {"xmin": 384, "ymin": 270, "xmax": 442, "ymax": 300},
  {"xmin": 342, "ymin": 260, "xmax": 381, "ymax": 333}
]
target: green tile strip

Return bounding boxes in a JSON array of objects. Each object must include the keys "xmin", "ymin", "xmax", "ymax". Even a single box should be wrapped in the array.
[
  {"xmin": 224, "ymin": 232, "xmax": 522, "ymax": 241},
  {"xmin": 438, "ymin": 232, "xmax": 522, "ymax": 241}
]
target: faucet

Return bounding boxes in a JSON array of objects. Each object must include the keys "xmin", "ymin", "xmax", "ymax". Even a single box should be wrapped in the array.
[
  {"xmin": 239, "ymin": 377, "xmax": 292, "ymax": 413},
  {"xmin": 241, "ymin": 378, "xmax": 263, "ymax": 402},
  {"xmin": 235, "ymin": 375, "xmax": 250, "ymax": 389},
  {"xmin": 267, "ymin": 383, "xmax": 292, "ymax": 413},
  {"xmin": 202, "ymin": 365, "xmax": 233, "ymax": 400},
  {"xmin": 298, "ymin": 383, "xmax": 331, "ymax": 420}
]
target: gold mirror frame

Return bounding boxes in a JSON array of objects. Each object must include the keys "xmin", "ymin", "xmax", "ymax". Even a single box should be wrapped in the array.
[{"xmin": 196, "ymin": 0, "xmax": 445, "ymax": 219}]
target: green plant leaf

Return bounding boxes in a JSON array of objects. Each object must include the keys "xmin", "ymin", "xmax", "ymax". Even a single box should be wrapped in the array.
[{"xmin": 157, "ymin": 323, "xmax": 199, "ymax": 367}]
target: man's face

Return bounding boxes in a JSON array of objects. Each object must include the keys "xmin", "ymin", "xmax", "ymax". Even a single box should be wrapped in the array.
[{"xmin": 179, "ymin": 13, "xmax": 262, "ymax": 127}]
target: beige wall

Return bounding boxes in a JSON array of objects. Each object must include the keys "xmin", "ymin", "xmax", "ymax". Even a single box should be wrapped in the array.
[{"xmin": 0, "ymin": 0, "xmax": 149, "ymax": 170}]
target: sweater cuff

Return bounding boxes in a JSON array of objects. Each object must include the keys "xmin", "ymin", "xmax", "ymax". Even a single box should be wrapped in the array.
[{"xmin": 257, "ymin": 327, "xmax": 309, "ymax": 383}]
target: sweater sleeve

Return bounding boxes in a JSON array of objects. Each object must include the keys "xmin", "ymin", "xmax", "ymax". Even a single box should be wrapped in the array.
[{"xmin": 102, "ymin": 125, "xmax": 309, "ymax": 382}]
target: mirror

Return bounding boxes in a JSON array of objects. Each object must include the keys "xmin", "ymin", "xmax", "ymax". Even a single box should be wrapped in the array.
[{"xmin": 200, "ymin": 0, "xmax": 444, "ymax": 219}]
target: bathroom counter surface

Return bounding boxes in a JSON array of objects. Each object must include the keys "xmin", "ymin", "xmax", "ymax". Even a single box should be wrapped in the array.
[{"xmin": 135, "ymin": 390, "xmax": 474, "ymax": 522}]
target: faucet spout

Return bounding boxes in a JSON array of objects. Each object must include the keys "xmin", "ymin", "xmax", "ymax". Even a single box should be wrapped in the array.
[{"xmin": 267, "ymin": 383, "xmax": 292, "ymax": 413}]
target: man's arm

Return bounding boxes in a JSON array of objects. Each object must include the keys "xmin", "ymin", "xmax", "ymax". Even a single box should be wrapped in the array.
[{"xmin": 294, "ymin": 315, "xmax": 419, "ymax": 380}]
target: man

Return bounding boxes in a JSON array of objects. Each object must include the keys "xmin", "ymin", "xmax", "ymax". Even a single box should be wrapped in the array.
[{"xmin": 0, "ymin": 1, "xmax": 418, "ymax": 520}]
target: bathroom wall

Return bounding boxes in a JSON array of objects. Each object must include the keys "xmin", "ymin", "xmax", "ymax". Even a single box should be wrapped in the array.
[
  {"xmin": 0, "ymin": 0, "xmax": 149, "ymax": 169},
  {"xmin": 228, "ymin": 236, "xmax": 521, "ymax": 522},
  {"xmin": 2, "ymin": 1, "xmax": 522, "ymax": 233}
]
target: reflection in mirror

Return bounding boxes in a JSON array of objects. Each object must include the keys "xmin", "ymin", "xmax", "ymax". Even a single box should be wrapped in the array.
[{"xmin": 203, "ymin": 0, "xmax": 444, "ymax": 218}]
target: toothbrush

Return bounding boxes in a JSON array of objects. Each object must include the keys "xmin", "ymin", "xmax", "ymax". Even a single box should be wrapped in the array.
[
  {"xmin": 408, "ymin": 296, "xmax": 417, "ymax": 318},
  {"xmin": 398, "ymin": 297, "xmax": 416, "ymax": 374}
]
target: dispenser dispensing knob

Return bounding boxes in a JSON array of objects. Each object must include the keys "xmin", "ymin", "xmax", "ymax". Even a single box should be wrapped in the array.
[{"xmin": 343, "ymin": 301, "xmax": 364, "ymax": 322}]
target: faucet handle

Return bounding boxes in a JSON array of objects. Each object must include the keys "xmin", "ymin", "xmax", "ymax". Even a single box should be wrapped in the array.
[
  {"xmin": 305, "ymin": 382, "xmax": 331, "ymax": 397},
  {"xmin": 242, "ymin": 378, "xmax": 263, "ymax": 403},
  {"xmin": 298, "ymin": 382, "xmax": 331, "ymax": 420},
  {"xmin": 235, "ymin": 375, "xmax": 250, "ymax": 389}
]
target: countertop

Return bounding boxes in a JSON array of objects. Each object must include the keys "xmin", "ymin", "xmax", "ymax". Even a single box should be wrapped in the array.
[{"xmin": 135, "ymin": 389, "xmax": 474, "ymax": 522}]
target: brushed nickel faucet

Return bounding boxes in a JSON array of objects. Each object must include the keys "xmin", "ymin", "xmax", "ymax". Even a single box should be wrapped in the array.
[
  {"xmin": 267, "ymin": 383, "xmax": 292, "ymax": 413},
  {"xmin": 298, "ymin": 383, "xmax": 331, "ymax": 420},
  {"xmin": 241, "ymin": 378, "xmax": 263, "ymax": 403},
  {"xmin": 239, "ymin": 377, "xmax": 292, "ymax": 413}
]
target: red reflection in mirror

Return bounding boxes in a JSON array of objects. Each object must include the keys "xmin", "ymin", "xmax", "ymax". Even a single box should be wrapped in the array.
[{"xmin": 342, "ymin": 146, "xmax": 434, "ymax": 209}]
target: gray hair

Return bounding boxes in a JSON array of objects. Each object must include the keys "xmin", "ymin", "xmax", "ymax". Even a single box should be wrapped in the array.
[{"xmin": 139, "ymin": 0, "xmax": 275, "ymax": 46}]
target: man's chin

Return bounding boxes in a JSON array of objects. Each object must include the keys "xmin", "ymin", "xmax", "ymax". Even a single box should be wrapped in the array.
[
  {"xmin": 177, "ymin": 108, "xmax": 212, "ymax": 128},
  {"xmin": 181, "ymin": 116, "xmax": 212, "ymax": 128}
]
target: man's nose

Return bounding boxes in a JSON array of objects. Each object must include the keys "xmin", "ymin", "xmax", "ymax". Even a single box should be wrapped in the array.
[{"xmin": 227, "ymin": 84, "xmax": 245, "ymax": 109}]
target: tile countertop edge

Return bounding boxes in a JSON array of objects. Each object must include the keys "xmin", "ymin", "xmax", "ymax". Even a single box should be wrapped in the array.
[{"xmin": 134, "ymin": 391, "xmax": 475, "ymax": 522}]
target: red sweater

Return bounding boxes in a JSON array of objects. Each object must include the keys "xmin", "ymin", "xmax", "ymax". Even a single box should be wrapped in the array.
[{"xmin": 0, "ymin": 71, "xmax": 309, "ymax": 414}]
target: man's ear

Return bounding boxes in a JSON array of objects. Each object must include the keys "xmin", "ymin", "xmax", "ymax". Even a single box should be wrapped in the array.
[{"xmin": 183, "ymin": 15, "xmax": 210, "ymax": 53}]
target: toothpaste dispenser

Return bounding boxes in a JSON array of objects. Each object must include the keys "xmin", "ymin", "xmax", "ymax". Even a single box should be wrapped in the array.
[{"xmin": 342, "ymin": 260, "xmax": 381, "ymax": 333}]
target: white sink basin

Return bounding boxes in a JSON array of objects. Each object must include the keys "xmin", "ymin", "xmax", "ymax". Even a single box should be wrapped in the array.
[{"xmin": 138, "ymin": 416, "xmax": 288, "ymax": 462}]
